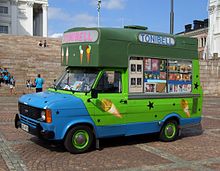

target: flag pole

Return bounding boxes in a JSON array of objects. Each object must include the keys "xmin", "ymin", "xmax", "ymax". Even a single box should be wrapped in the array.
[
  {"xmin": 97, "ymin": 0, "xmax": 101, "ymax": 27},
  {"xmin": 170, "ymin": 0, "xmax": 174, "ymax": 34}
]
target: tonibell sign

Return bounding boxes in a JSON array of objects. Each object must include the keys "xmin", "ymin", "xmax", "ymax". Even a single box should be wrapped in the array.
[{"xmin": 138, "ymin": 33, "xmax": 175, "ymax": 46}]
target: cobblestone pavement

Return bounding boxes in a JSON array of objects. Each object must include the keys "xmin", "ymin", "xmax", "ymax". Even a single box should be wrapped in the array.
[{"xmin": 0, "ymin": 96, "xmax": 220, "ymax": 171}]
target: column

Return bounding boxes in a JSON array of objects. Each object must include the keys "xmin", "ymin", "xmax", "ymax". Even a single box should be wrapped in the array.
[
  {"xmin": 42, "ymin": 4, "xmax": 48, "ymax": 37},
  {"xmin": 11, "ymin": 0, "xmax": 18, "ymax": 35},
  {"xmin": 26, "ymin": 1, "xmax": 34, "ymax": 36},
  {"xmin": 214, "ymin": 3, "xmax": 220, "ymax": 57},
  {"xmin": 208, "ymin": 4, "xmax": 215, "ymax": 58}
]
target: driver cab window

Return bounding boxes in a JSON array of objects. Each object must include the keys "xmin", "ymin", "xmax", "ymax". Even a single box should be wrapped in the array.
[{"xmin": 96, "ymin": 71, "xmax": 122, "ymax": 93}]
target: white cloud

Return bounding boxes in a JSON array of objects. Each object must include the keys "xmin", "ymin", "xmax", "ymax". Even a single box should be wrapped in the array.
[
  {"xmin": 104, "ymin": 0, "xmax": 125, "ymax": 10},
  {"xmin": 91, "ymin": 0, "xmax": 125, "ymax": 10},
  {"xmin": 49, "ymin": 33, "xmax": 63, "ymax": 38}
]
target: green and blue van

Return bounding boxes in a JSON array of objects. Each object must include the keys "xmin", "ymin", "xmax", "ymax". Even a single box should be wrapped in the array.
[{"xmin": 15, "ymin": 26, "xmax": 202, "ymax": 153}]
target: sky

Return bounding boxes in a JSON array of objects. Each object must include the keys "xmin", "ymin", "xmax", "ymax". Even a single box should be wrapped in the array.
[{"xmin": 48, "ymin": 0, "xmax": 208, "ymax": 37}]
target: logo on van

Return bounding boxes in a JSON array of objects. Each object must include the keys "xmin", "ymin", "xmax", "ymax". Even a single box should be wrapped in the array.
[
  {"xmin": 98, "ymin": 99, "xmax": 122, "ymax": 118},
  {"xmin": 79, "ymin": 45, "xmax": 92, "ymax": 64},
  {"xmin": 63, "ymin": 30, "xmax": 98, "ymax": 44},
  {"xmin": 138, "ymin": 33, "xmax": 175, "ymax": 46},
  {"xmin": 181, "ymin": 99, "xmax": 190, "ymax": 118}
]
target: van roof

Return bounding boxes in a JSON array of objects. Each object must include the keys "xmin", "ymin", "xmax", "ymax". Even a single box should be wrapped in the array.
[{"xmin": 61, "ymin": 27, "xmax": 198, "ymax": 68}]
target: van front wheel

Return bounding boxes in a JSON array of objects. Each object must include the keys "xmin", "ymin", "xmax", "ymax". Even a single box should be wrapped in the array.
[
  {"xmin": 64, "ymin": 125, "xmax": 93, "ymax": 154},
  {"xmin": 159, "ymin": 120, "xmax": 179, "ymax": 142}
]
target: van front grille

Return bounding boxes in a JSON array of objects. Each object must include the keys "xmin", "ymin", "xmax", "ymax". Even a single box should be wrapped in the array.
[{"xmin": 18, "ymin": 103, "xmax": 41, "ymax": 120}]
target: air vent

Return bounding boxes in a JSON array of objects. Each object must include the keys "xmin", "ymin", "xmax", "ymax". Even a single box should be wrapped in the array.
[{"xmin": 124, "ymin": 25, "xmax": 148, "ymax": 30}]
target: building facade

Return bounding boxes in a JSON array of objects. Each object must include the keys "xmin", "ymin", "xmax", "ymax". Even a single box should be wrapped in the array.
[
  {"xmin": 0, "ymin": 0, "xmax": 48, "ymax": 37},
  {"xmin": 208, "ymin": 0, "xmax": 220, "ymax": 58},
  {"xmin": 177, "ymin": 19, "xmax": 208, "ymax": 59}
]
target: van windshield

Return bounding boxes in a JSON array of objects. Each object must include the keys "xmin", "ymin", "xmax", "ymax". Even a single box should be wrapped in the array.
[{"xmin": 55, "ymin": 68, "xmax": 99, "ymax": 92}]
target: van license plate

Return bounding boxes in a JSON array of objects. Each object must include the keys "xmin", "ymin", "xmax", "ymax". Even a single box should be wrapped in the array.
[{"xmin": 21, "ymin": 123, "xmax": 29, "ymax": 132}]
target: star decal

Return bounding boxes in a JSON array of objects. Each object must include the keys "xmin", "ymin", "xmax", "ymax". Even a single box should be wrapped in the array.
[
  {"xmin": 147, "ymin": 101, "xmax": 154, "ymax": 110},
  {"xmin": 194, "ymin": 82, "xmax": 199, "ymax": 90}
]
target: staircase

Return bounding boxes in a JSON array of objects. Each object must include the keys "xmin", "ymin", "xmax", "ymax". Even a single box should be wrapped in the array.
[{"xmin": 0, "ymin": 35, "xmax": 65, "ymax": 96}]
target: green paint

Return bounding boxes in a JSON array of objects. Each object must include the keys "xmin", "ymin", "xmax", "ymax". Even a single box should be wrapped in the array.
[
  {"xmin": 164, "ymin": 123, "xmax": 176, "ymax": 139},
  {"xmin": 49, "ymin": 26, "xmax": 203, "ymax": 127},
  {"xmin": 72, "ymin": 130, "xmax": 89, "ymax": 150},
  {"xmin": 61, "ymin": 28, "xmax": 198, "ymax": 68}
]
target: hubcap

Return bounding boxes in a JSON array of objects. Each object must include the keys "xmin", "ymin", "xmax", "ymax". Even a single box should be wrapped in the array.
[
  {"xmin": 75, "ymin": 134, "xmax": 86, "ymax": 145},
  {"xmin": 72, "ymin": 130, "xmax": 89, "ymax": 150},
  {"xmin": 165, "ymin": 123, "xmax": 176, "ymax": 139}
]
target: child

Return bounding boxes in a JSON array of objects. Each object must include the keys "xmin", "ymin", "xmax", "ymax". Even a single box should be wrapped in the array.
[{"xmin": 9, "ymin": 76, "xmax": 16, "ymax": 95}]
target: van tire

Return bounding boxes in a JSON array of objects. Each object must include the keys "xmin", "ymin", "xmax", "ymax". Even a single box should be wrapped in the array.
[
  {"xmin": 159, "ymin": 120, "xmax": 179, "ymax": 142},
  {"xmin": 64, "ymin": 125, "xmax": 94, "ymax": 154}
]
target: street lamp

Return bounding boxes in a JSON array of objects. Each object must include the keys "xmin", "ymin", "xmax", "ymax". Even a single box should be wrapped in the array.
[
  {"xmin": 170, "ymin": 0, "xmax": 174, "ymax": 34},
  {"xmin": 97, "ymin": 0, "xmax": 101, "ymax": 27}
]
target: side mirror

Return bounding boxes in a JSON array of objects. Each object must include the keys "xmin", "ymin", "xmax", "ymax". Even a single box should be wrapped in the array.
[{"xmin": 91, "ymin": 89, "xmax": 98, "ymax": 99}]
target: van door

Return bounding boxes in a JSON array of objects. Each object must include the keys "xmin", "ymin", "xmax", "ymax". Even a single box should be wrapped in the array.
[{"xmin": 92, "ymin": 70, "xmax": 127, "ymax": 137}]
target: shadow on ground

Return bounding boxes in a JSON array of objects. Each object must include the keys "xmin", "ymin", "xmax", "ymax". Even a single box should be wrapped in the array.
[{"xmin": 29, "ymin": 125, "xmax": 203, "ymax": 153}]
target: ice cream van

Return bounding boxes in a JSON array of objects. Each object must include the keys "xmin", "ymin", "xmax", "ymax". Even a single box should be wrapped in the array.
[{"xmin": 15, "ymin": 26, "xmax": 203, "ymax": 154}]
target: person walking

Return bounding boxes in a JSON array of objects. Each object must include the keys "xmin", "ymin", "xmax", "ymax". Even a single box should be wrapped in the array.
[
  {"xmin": 9, "ymin": 76, "xmax": 16, "ymax": 95},
  {"xmin": 35, "ymin": 74, "xmax": 44, "ymax": 93}
]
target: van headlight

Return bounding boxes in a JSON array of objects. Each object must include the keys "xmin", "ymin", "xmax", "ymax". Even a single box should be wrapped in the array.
[{"xmin": 41, "ymin": 110, "xmax": 46, "ymax": 121}]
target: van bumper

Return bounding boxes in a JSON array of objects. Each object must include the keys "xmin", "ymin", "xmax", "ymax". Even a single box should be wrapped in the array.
[{"xmin": 15, "ymin": 113, "xmax": 55, "ymax": 139}]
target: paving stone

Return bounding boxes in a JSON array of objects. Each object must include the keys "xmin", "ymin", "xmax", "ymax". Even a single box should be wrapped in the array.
[
  {"xmin": 204, "ymin": 163, "xmax": 220, "ymax": 170},
  {"xmin": 0, "ymin": 124, "xmax": 33, "ymax": 142},
  {"xmin": 148, "ymin": 133, "xmax": 220, "ymax": 161},
  {"xmin": 0, "ymin": 96, "xmax": 220, "ymax": 171},
  {"xmin": 0, "ymin": 155, "xmax": 9, "ymax": 171},
  {"xmin": 202, "ymin": 117, "xmax": 220, "ymax": 129},
  {"xmin": 12, "ymin": 142, "xmax": 171, "ymax": 171}
]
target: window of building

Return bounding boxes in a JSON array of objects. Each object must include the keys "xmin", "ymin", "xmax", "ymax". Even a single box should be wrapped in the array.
[
  {"xmin": 0, "ymin": 26, "xmax": 8, "ymax": 34},
  {"xmin": 96, "ymin": 71, "xmax": 122, "ymax": 93},
  {"xmin": 204, "ymin": 37, "xmax": 207, "ymax": 46},
  {"xmin": 129, "ymin": 57, "xmax": 192, "ymax": 94},
  {"xmin": 201, "ymin": 38, "xmax": 204, "ymax": 47},
  {"xmin": 0, "ymin": 6, "xmax": 8, "ymax": 14}
]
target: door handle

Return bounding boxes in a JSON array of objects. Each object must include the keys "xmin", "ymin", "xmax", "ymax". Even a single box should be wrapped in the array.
[{"xmin": 120, "ymin": 99, "xmax": 127, "ymax": 104}]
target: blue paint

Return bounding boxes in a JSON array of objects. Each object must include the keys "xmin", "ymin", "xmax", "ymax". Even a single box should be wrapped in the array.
[
  {"xmin": 95, "ymin": 114, "xmax": 201, "ymax": 138},
  {"xmin": 180, "ymin": 117, "xmax": 201, "ymax": 127},
  {"xmin": 18, "ymin": 91, "xmax": 202, "ymax": 141},
  {"xmin": 168, "ymin": 80, "xmax": 192, "ymax": 85},
  {"xmin": 19, "ymin": 91, "xmax": 86, "ymax": 110},
  {"xmin": 18, "ymin": 91, "xmax": 96, "ymax": 140}
]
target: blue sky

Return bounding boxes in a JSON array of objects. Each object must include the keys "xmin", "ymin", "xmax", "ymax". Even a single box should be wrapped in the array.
[{"xmin": 48, "ymin": 0, "xmax": 208, "ymax": 37}]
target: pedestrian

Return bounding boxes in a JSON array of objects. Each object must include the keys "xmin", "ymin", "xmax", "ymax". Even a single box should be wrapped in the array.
[
  {"xmin": 43, "ymin": 40, "xmax": 47, "ymax": 48},
  {"xmin": 38, "ymin": 40, "xmax": 43, "ymax": 47},
  {"xmin": 26, "ymin": 79, "xmax": 31, "ymax": 93},
  {"xmin": 35, "ymin": 74, "xmax": 44, "ymax": 93},
  {"xmin": 3, "ymin": 73, "xmax": 9, "ymax": 84},
  {"xmin": 0, "ymin": 73, "xmax": 3, "ymax": 87},
  {"xmin": 9, "ymin": 76, "xmax": 16, "ymax": 95}
]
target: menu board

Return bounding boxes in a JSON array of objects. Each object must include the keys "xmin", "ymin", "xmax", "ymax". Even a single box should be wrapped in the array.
[
  {"xmin": 168, "ymin": 60, "xmax": 192, "ymax": 93},
  {"xmin": 144, "ymin": 58, "xmax": 167, "ymax": 93},
  {"xmin": 129, "ymin": 57, "xmax": 193, "ymax": 94}
]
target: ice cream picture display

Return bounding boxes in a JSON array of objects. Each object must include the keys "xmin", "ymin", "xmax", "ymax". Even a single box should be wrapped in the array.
[
  {"xmin": 78, "ymin": 45, "xmax": 92, "ymax": 64},
  {"xmin": 181, "ymin": 99, "xmax": 190, "ymax": 118},
  {"xmin": 86, "ymin": 45, "xmax": 91, "ymax": 64},
  {"xmin": 66, "ymin": 47, "xmax": 69, "ymax": 64},
  {"xmin": 79, "ymin": 45, "xmax": 83, "ymax": 64},
  {"xmin": 100, "ymin": 99, "xmax": 122, "ymax": 118},
  {"xmin": 61, "ymin": 48, "xmax": 64, "ymax": 63}
]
